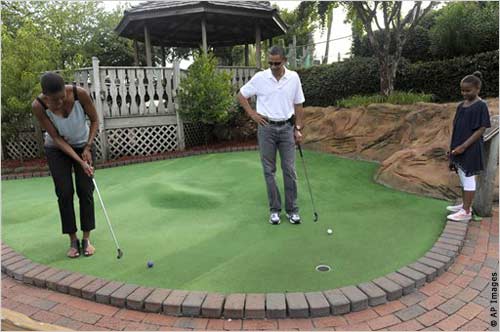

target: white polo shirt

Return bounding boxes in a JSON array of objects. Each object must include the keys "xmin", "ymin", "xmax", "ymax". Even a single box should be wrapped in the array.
[{"xmin": 240, "ymin": 67, "xmax": 305, "ymax": 121}]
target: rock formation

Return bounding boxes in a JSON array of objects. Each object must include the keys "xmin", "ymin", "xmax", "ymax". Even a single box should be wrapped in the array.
[{"xmin": 303, "ymin": 99, "xmax": 499, "ymax": 201}]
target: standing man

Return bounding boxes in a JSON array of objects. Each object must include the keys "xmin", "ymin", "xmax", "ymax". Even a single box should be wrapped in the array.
[{"xmin": 238, "ymin": 46, "xmax": 305, "ymax": 225}]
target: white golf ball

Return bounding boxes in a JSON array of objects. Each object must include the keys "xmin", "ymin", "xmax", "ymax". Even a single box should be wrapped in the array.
[{"xmin": 327, "ymin": 229, "xmax": 333, "ymax": 235}]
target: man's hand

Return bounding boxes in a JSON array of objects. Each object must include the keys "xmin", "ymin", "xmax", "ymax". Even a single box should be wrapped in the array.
[
  {"xmin": 250, "ymin": 112, "xmax": 269, "ymax": 126},
  {"xmin": 294, "ymin": 129, "xmax": 303, "ymax": 144},
  {"xmin": 451, "ymin": 145, "xmax": 465, "ymax": 156},
  {"xmin": 82, "ymin": 146, "xmax": 93, "ymax": 166}
]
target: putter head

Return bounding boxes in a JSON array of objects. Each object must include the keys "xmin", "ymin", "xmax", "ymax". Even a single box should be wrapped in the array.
[
  {"xmin": 117, "ymin": 249, "xmax": 123, "ymax": 259},
  {"xmin": 313, "ymin": 212, "xmax": 319, "ymax": 222}
]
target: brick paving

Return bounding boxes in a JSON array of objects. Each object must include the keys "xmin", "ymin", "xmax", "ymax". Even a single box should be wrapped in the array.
[{"xmin": 2, "ymin": 209, "xmax": 498, "ymax": 330}]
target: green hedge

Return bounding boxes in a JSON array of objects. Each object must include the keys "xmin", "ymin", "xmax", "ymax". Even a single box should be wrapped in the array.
[
  {"xmin": 396, "ymin": 50, "xmax": 499, "ymax": 102},
  {"xmin": 297, "ymin": 50, "xmax": 499, "ymax": 107},
  {"xmin": 298, "ymin": 57, "xmax": 381, "ymax": 107}
]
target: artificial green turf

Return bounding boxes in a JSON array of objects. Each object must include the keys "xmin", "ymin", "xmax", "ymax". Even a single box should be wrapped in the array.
[{"xmin": 1, "ymin": 150, "xmax": 448, "ymax": 293}]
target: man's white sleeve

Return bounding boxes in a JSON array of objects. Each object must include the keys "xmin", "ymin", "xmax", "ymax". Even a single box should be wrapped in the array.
[
  {"xmin": 294, "ymin": 75, "xmax": 305, "ymax": 104},
  {"xmin": 240, "ymin": 75, "xmax": 257, "ymax": 98}
]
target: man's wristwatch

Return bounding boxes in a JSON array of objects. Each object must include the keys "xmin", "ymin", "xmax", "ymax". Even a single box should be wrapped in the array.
[{"xmin": 294, "ymin": 125, "xmax": 303, "ymax": 132}]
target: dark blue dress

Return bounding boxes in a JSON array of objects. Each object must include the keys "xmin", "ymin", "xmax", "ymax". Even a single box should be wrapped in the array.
[{"xmin": 450, "ymin": 100, "xmax": 491, "ymax": 176}]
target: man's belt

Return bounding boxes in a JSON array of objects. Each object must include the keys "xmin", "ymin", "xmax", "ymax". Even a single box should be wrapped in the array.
[{"xmin": 265, "ymin": 117, "xmax": 294, "ymax": 125}]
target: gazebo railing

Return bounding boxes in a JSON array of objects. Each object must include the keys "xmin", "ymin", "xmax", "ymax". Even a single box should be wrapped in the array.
[{"xmin": 216, "ymin": 66, "xmax": 259, "ymax": 91}]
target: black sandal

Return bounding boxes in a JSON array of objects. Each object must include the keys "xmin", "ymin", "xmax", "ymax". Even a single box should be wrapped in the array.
[
  {"xmin": 81, "ymin": 239, "xmax": 95, "ymax": 257},
  {"xmin": 67, "ymin": 239, "xmax": 80, "ymax": 258}
]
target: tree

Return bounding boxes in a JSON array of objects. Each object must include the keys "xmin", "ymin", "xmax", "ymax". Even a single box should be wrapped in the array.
[
  {"xmin": 313, "ymin": 2, "xmax": 340, "ymax": 64},
  {"xmin": 177, "ymin": 53, "xmax": 234, "ymax": 144},
  {"xmin": 429, "ymin": 2, "xmax": 499, "ymax": 59},
  {"xmin": 0, "ymin": 0, "xmax": 141, "ymax": 147},
  {"xmin": 1, "ymin": 20, "xmax": 59, "ymax": 143},
  {"xmin": 348, "ymin": 1, "xmax": 436, "ymax": 96}
]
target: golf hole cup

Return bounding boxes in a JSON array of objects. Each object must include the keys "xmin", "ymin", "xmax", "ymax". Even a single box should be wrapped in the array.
[
  {"xmin": 327, "ymin": 228, "xmax": 333, "ymax": 235},
  {"xmin": 147, "ymin": 261, "xmax": 154, "ymax": 268}
]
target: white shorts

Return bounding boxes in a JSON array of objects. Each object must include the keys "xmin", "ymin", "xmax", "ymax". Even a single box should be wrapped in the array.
[{"xmin": 458, "ymin": 168, "xmax": 476, "ymax": 191}]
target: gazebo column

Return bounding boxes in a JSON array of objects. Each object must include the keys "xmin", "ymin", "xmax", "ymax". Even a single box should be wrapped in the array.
[
  {"xmin": 144, "ymin": 25, "xmax": 152, "ymax": 66},
  {"xmin": 244, "ymin": 44, "xmax": 249, "ymax": 66},
  {"xmin": 161, "ymin": 45, "xmax": 166, "ymax": 67},
  {"xmin": 201, "ymin": 17, "xmax": 208, "ymax": 54},
  {"xmin": 133, "ymin": 40, "xmax": 140, "ymax": 66},
  {"xmin": 255, "ymin": 24, "xmax": 261, "ymax": 68}
]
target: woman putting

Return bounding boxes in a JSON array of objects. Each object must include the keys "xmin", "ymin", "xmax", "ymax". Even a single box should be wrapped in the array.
[{"xmin": 32, "ymin": 72, "xmax": 98, "ymax": 258}]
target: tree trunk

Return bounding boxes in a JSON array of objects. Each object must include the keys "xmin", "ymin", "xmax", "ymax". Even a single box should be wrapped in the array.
[
  {"xmin": 323, "ymin": 11, "xmax": 333, "ymax": 64},
  {"xmin": 378, "ymin": 57, "xmax": 393, "ymax": 97}
]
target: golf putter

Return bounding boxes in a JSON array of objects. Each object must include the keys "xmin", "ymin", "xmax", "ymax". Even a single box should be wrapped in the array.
[
  {"xmin": 92, "ymin": 176, "xmax": 123, "ymax": 259},
  {"xmin": 297, "ymin": 144, "xmax": 319, "ymax": 222}
]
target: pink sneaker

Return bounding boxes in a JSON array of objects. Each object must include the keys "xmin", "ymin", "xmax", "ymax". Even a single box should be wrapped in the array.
[
  {"xmin": 446, "ymin": 203, "xmax": 463, "ymax": 213},
  {"xmin": 447, "ymin": 208, "xmax": 472, "ymax": 222}
]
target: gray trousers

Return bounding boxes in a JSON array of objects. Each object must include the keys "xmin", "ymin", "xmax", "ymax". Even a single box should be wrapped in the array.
[{"xmin": 257, "ymin": 122, "xmax": 298, "ymax": 213}]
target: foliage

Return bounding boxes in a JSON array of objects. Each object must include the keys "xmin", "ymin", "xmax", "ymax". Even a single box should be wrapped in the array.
[
  {"xmin": 1, "ymin": 19, "xmax": 59, "ymax": 140},
  {"xmin": 396, "ymin": 50, "xmax": 499, "ymax": 102},
  {"xmin": 351, "ymin": 12, "xmax": 437, "ymax": 63},
  {"xmin": 298, "ymin": 57, "xmax": 381, "ymax": 107},
  {"xmin": 177, "ymin": 53, "xmax": 235, "ymax": 127},
  {"xmin": 345, "ymin": 2, "xmax": 436, "ymax": 96},
  {"xmin": 429, "ymin": 2, "xmax": 499, "ymax": 59},
  {"xmin": 337, "ymin": 91, "xmax": 433, "ymax": 108},
  {"xmin": 1, "ymin": 1, "xmax": 140, "ymax": 141},
  {"xmin": 298, "ymin": 50, "xmax": 498, "ymax": 107}
]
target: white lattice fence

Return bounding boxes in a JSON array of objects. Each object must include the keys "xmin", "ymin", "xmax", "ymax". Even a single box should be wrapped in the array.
[
  {"xmin": 93, "ymin": 134, "xmax": 104, "ymax": 161},
  {"xmin": 183, "ymin": 123, "xmax": 206, "ymax": 147},
  {"xmin": 106, "ymin": 125, "xmax": 178, "ymax": 159},
  {"xmin": 3, "ymin": 131, "xmax": 40, "ymax": 160}
]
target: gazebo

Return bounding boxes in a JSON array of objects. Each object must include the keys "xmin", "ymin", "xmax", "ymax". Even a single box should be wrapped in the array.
[{"xmin": 115, "ymin": 1, "xmax": 288, "ymax": 68}]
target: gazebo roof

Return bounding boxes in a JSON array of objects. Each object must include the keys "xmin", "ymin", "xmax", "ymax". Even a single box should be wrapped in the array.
[{"xmin": 115, "ymin": 1, "xmax": 287, "ymax": 47}]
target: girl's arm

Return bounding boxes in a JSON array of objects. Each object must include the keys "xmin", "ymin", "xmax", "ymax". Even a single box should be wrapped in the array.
[
  {"xmin": 31, "ymin": 100, "xmax": 94, "ymax": 176},
  {"xmin": 451, "ymin": 127, "xmax": 487, "ymax": 155}
]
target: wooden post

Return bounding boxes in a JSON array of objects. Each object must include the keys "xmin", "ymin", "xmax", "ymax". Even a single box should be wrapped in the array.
[
  {"xmin": 244, "ymin": 44, "xmax": 249, "ymax": 66},
  {"xmin": 201, "ymin": 17, "xmax": 208, "ymax": 54},
  {"xmin": 92, "ymin": 57, "xmax": 108, "ymax": 162},
  {"xmin": 133, "ymin": 40, "xmax": 140, "ymax": 66},
  {"xmin": 144, "ymin": 25, "xmax": 152, "ymax": 66},
  {"xmin": 173, "ymin": 60, "xmax": 185, "ymax": 150},
  {"xmin": 161, "ymin": 45, "xmax": 166, "ymax": 67},
  {"xmin": 255, "ymin": 24, "xmax": 261, "ymax": 69},
  {"xmin": 290, "ymin": 35, "xmax": 297, "ymax": 68},
  {"xmin": 473, "ymin": 115, "xmax": 499, "ymax": 217}
]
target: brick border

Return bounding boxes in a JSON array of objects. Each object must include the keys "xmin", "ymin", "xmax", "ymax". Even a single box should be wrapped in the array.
[{"xmin": 0, "ymin": 146, "xmax": 470, "ymax": 319}]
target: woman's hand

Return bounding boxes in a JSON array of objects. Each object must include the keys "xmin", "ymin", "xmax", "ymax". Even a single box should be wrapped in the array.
[
  {"xmin": 82, "ymin": 146, "xmax": 92, "ymax": 166},
  {"xmin": 80, "ymin": 160, "xmax": 94, "ymax": 177},
  {"xmin": 451, "ymin": 145, "xmax": 466, "ymax": 155}
]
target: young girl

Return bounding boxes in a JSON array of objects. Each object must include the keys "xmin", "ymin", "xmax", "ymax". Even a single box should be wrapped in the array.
[{"xmin": 447, "ymin": 71, "xmax": 491, "ymax": 221}]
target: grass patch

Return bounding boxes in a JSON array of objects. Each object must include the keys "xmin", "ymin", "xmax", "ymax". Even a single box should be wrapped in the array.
[
  {"xmin": 1, "ymin": 150, "xmax": 447, "ymax": 292},
  {"xmin": 337, "ymin": 91, "xmax": 433, "ymax": 108}
]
